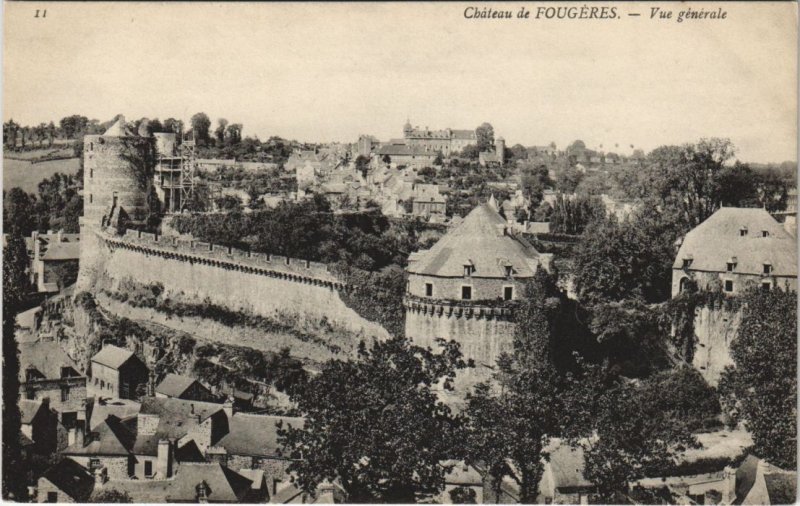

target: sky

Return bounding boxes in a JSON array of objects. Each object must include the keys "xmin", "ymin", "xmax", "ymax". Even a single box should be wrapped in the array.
[{"xmin": 3, "ymin": 2, "xmax": 797, "ymax": 163}]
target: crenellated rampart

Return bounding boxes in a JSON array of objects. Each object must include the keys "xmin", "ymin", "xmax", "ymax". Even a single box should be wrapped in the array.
[{"xmin": 83, "ymin": 228, "xmax": 390, "ymax": 341}]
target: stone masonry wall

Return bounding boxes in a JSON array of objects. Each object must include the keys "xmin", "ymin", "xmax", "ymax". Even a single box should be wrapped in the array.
[
  {"xmin": 81, "ymin": 229, "xmax": 390, "ymax": 342},
  {"xmin": 404, "ymin": 298, "xmax": 516, "ymax": 368},
  {"xmin": 692, "ymin": 306, "xmax": 742, "ymax": 387}
]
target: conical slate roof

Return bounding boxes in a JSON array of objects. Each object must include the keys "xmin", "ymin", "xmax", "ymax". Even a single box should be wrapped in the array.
[
  {"xmin": 407, "ymin": 203, "xmax": 543, "ymax": 278},
  {"xmin": 103, "ymin": 115, "xmax": 133, "ymax": 136}
]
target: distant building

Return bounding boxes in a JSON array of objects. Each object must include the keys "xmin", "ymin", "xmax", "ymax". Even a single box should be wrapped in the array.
[
  {"xmin": 88, "ymin": 345, "xmax": 149, "ymax": 401},
  {"xmin": 411, "ymin": 183, "xmax": 446, "ymax": 217},
  {"xmin": 20, "ymin": 398, "xmax": 59, "ymax": 455},
  {"xmin": 155, "ymin": 374, "xmax": 214, "ymax": 402},
  {"xmin": 478, "ymin": 137, "xmax": 505, "ymax": 167},
  {"xmin": 376, "ymin": 143, "xmax": 438, "ymax": 169},
  {"xmin": 1, "ymin": 230, "xmax": 81, "ymax": 293},
  {"xmin": 402, "ymin": 120, "xmax": 477, "ymax": 156},
  {"xmin": 672, "ymin": 207, "xmax": 798, "ymax": 297}
]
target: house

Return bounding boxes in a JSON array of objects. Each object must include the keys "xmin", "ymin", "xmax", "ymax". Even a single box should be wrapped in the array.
[
  {"xmin": 88, "ymin": 345, "xmax": 149, "ymax": 400},
  {"xmin": 63, "ymin": 415, "xmax": 137, "ymax": 480},
  {"xmin": 36, "ymin": 458, "xmax": 95, "ymax": 503},
  {"xmin": 212, "ymin": 412, "xmax": 305, "ymax": 493},
  {"xmin": 411, "ymin": 183, "xmax": 446, "ymax": 218},
  {"xmin": 478, "ymin": 138, "xmax": 506, "ymax": 167},
  {"xmin": 92, "ymin": 462, "xmax": 255, "ymax": 503},
  {"xmin": 19, "ymin": 340, "xmax": 87, "ymax": 427},
  {"xmin": 155, "ymin": 374, "xmax": 214, "ymax": 402},
  {"xmin": 672, "ymin": 207, "xmax": 798, "ymax": 297},
  {"xmin": 436, "ymin": 460, "xmax": 484, "ymax": 504},
  {"xmin": 3, "ymin": 230, "xmax": 80, "ymax": 293},
  {"xmin": 537, "ymin": 440, "xmax": 595, "ymax": 504},
  {"xmin": 238, "ymin": 469, "xmax": 270, "ymax": 502},
  {"xmin": 734, "ymin": 455, "xmax": 796, "ymax": 505},
  {"xmin": 20, "ymin": 398, "xmax": 59, "ymax": 455},
  {"xmin": 269, "ymin": 480, "xmax": 344, "ymax": 504},
  {"xmin": 89, "ymin": 398, "xmax": 141, "ymax": 430},
  {"xmin": 376, "ymin": 143, "xmax": 438, "ymax": 169}
]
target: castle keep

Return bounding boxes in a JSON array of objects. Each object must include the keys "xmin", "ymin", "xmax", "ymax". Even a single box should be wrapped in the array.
[{"xmin": 404, "ymin": 202, "xmax": 552, "ymax": 366}]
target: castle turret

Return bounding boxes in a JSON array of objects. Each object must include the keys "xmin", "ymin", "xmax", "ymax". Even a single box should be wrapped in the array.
[{"xmin": 83, "ymin": 116, "xmax": 154, "ymax": 228}]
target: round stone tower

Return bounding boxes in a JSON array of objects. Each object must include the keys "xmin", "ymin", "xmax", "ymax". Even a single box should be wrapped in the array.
[{"xmin": 83, "ymin": 116, "xmax": 153, "ymax": 227}]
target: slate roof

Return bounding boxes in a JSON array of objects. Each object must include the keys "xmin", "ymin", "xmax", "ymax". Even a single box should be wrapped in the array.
[
  {"xmin": 216, "ymin": 414, "xmax": 304, "ymax": 457},
  {"xmin": 19, "ymin": 341, "xmax": 81, "ymax": 382},
  {"xmin": 91, "ymin": 345, "xmax": 136, "ymax": 370},
  {"xmin": 20, "ymin": 399, "xmax": 44, "ymax": 425},
  {"xmin": 103, "ymin": 116, "xmax": 134, "ymax": 137},
  {"xmin": 64, "ymin": 415, "xmax": 135, "ymax": 456},
  {"xmin": 167, "ymin": 463, "xmax": 253, "ymax": 502},
  {"xmin": 451, "ymin": 129, "xmax": 477, "ymax": 140},
  {"xmin": 133, "ymin": 397, "xmax": 224, "ymax": 455},
  {"xmin": 674, "ymin": 207, "xmax": 797, "ymax": 276},
  {"xmin": 407, "ymin": 203, "xmax": 544, "ymax": 278},
  {"xmin": 377, "ymin": 144, "xmax": 437, "ymax": 157},
  {"xmin": 41, "ymin": 241, "xmax": 80, "ymax": 261},
  {"xmin": 735, "ymin": 455, "xmax": 792, "ymax": 504},
  {"xmin": 156, "ymin": 374, "xmax": 201, "ymax": 398},
  {"xmin": 40, "ymin": 459, "xmax": 96, "ymax": 502}
]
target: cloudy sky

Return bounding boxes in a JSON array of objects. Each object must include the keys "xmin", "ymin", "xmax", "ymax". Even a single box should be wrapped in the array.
[{"xmin": 4, "ymin": 2, "xmax": 797, "ymax": 162}]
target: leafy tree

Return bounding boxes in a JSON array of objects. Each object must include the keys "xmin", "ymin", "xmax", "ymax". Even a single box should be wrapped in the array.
[
  {"xmin": 163, "ymin": 118, "xmax": 184, "ymax": 137},
  {"xmin": 355, "ymin": 155, "xmax": 370, "ymax": 180},
  {"xmin": 90, "ymin": 489, "xmax": 133, "ymax": 503},
  {"xmin": 3, "ymin": 188, "xmax": 36, "ymax": 235},
  {"xmin": 549, "ymin": 194, "xmax": 604, "ymax": 235},
  {"xmin": 519, "ymin": 163, "xmax": 551, "ymax": 208},
  {"xmin": 459, "ymin": 144, "xmax": 480, "ymax": 161},
  {"xmin": 278, "ymin": 337, "xmax": 469, "ymax": 503},
  {"xmin": 718, "ymin": 288, "xmax": 797, "ymax": 468},
  {"xmin": 475, "ymin": 123, "xmax": 495, "ymax": 152},
  {"xmin": 448, "ymin": 486, "xmax": 477, "ymax": 504},
  {"xmin": 216, "ymin": 118, "xmax": 229, "ymax": 144},
  {"xmin": 226, "ymin": 123, "xmax": 243, "ymax": 145},
  {"xmin": 190, "ymin": 112, "xmax": 211, "ymax": 144},
  {"xmin": 556, "ymin": 165, "xmax": 584, "ymax": 194},
  {"xmin": 2, "ymin": 229, "xmax": 28, "ymax": 500},
  {"xmin": 59, "ymin": 115, "xmax": 90, "ymax": 139},
  {"xmin": 433, "ymin": 152, "xmax": 444, "ymax": 166}
]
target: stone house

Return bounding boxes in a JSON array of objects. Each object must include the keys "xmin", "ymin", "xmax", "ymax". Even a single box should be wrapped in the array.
[
  {"xmin": 211, "ymin": 412, "xmax": 304, "ymax": 496},
  {"xmin": 19, "ymin": 340, "xmax": 86, "ymax": 429},
  {"xmin": 88, "ymin": 345, "xmax": 149, "ymax": 401},
  {"xmin": 36, "ymin": 458, "xmax": 95, "ymax": 503},
  {"xmin": 672, "ymin": 207, "xmax": 797, "ymax": 297},
  {"xmin": 155, "ymin": 373, "xmax": 214, "ymax": 402},
  {"xmin": 411, "ymin": 183, "xmax": 446, "ymax": 218}
]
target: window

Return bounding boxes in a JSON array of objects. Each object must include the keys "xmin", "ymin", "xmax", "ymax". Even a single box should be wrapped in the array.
[
  {"xmin": 763, "ymin": 263, "xmax": 772, "ymax": 275},
  {"xmin": 100, "ymin": 380, "xmax": 105, "ymax": 389},
  {"xmin": 273, "ymin": 479, "xmax": 283, "ymax": 496},
  {"xmin": 47, "ymin": 492, "xmax": 58, "ymax": 503},
  {"xmin": 89, "ymin": 168, "xmax": 93, "ymax": 179},
  {"xmin": 682, "ymin": 258, "xmax": 693, "ymax": 268},
  {"xmin": 89, "ymin": 193, "xmax": 93, "ymax": 204},
  {"xmin": 89, "ymin": 142, "xmax": 94, "ymax": 151},
  {"xmin": 425, "ymin": 283, "xmax": 433, "ymax": 297},
  {"xmin": 503, "ymin": 286, "xmax": 514, "ymax": 301},
  {"xmin": 762, "ymin": 230, "xmax": 769, "ymax": 237},
  {"xmin": 726, "ymin": 262, "xmax": 736, "ymax": 272},
  {"xmin": 740, "ymin": 227, "xmax": 748, "ymax": 237},
  {"xmin": 89, "ymin": 458, "xmax": 101, "ymax": 471},
  {"xmin": 61, "ymin": 386, "xmax": 70, "ymax": 402},
  {"xmin": 504, "ymin": 265, "xmax": 513, "ymax": 277},
  {"xmin": 762, "ymin": 281, "xmax": 772, "ymax": 292},
  {"xmin": 724, "ymin": 280, "xmax": 734, "ymax": 293},
  {"xmin": 461, "ymin": 286, "xmax": 472, "ymax": 300},
  {"xmin": 144, "ymin": 461, "xmax": 153, "ymax": 477},
  {"xmin": 26, "ymin": 390, "xmax": 35, "ymax": 400},
  {"xmin": 463, "ymin": 264, "xmax": 472, "ymax": 277}
]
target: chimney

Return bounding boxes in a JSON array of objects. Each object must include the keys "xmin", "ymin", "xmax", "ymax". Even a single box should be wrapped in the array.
[
  {"xmin": 68, "ymin": 427, "xmax": 77, "ymax": 447},
  {"xmin": 56, "ymin": 230, "xmax": 63, "ymax": 243},
  {"xmin": 157, "ymin": 439, "xmax": 173, "ymax": 478},
  {"xmin": 223, "ymin": 396, "xmax": 234, "ymax": 419},
  {"xmin": 94, "ymin": 467, "xmax": 108, "ymax": 487},
  {"xmin": 147, "ymin": 371, "xmax": 156, "ymax": 397}
]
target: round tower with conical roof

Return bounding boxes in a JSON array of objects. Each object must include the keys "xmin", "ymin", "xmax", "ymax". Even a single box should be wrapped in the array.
[{"xmin": 403, "ymin": 202, "xmax": 553, "ymax": 368}]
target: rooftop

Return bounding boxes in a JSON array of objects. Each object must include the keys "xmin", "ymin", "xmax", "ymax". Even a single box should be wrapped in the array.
[
  {"xmin": 40, "ymin": 459, "xmax": 95, "ymax": 502},
  {"xmin": 91, "ymin": 345, "xmax": 136, "ymax": 370},
  {"xmin": 19, "ymin": 340, "xmax": 82, "ymax": 382},
  {"xmin": 155, "ymin": 374, "xmax": 201, "ymax": 398},
  {"xmin": 216, "ymin": 414, "xmax": 304, "ymax": 458},
  {"xmin": 408, "ymin": 203, "xmax": 544, "ymax": 278}
]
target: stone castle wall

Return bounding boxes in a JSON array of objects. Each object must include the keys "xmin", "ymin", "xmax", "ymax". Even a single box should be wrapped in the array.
[
  {"xmin": 692, "ymin": 306, "xmax": 742, "ymax": 387},
  {"xmin": 79, "ymin": 228, "xmax": 390, "ymax": 341},
  {"xmin": 403, "ymin": 297, "xmax": 516, "ymax": 367}
]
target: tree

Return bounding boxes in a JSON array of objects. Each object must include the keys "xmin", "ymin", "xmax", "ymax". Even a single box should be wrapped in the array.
[
  {"xmin": 519, "ymin": 163, "xmax": 551, "ymax": 208},
  {"xmin": 278, "ymin": 337, "xmax": 469, "ymax": 503},
  {"xmin": 549, "ymin": 194, "xmax": 604, "ymax": 235},
  {"xmin": 475, "ymin": 123, "xmax": 494, "ymax": 152},
  {"xmin": 216, "ymin": 118, "xmax": 229, "ymax": 144},
  {"xmin": 163, "ymin": 118, "xmax": 184, "ymax": 138},
  {"xmin": 3, "ymin": 229, "xmax": 28, "ymax": 500},
  {"xmin": 226, "ymin": 123, "xmax": 243, "ymax": 145},
  {"xmin": 3, "ymin": 187, "xmax": 36, "ymax": 235},
  {"xmin": 190, "ymin": 112, "xmax": 211, "ymax": 144},
  {"xmin": 719, "ymin": 288, "xmax": 797, "ymax": 468},
  {"xmin": 556, "ymin": 165, "xmax": 584, "ymax": 194},
  {"xmin": 59, "ymin": 115, "xmax": 90, "ymax": 139},
  {"xmin": 90, "ymin": 489, "xmax": 133, "ymax": 503},
  {"xmin": 355, "ymin": 155, "xmax": 370, "ymax": 180},
  {"xmin": 459, "ymin": 144, "xmax": 480, "ymax": 161}
]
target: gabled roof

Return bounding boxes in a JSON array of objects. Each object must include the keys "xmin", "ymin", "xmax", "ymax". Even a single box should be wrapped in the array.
[
  {"xmin": 155, "ymin": 374, "xmax": 202, "ymax": 398},
  {"xmin": 90, "ymin": 399, "xmax": 141, "ymax": 430},
  {"xmin": 167, "ymin": 463, "xmax": 253, "ymax": 502},
  {"xmin": 41, "ymin": 241, "xmax": 80, "ymax": 261},
  {"xmin": 19, "ymin": 341, "xmax": 82, "ymax": 382},
  {"xmin": 40, "ymin": 459, "xmax": 95, "ymax": 502},
  {"xmin": 377, "ymin": 144, "xmax": 437, "ymax": 157},
  {"xmin": 64, "ymin": 415, "xmax": 135, "ymax": 456},
  {"xmin": 103, "ymin": 116, "xmax": 133, "ymax": 137},
  {"xmin": 408, "ymin": 203, "xmax": 543, "ymax": 279},
  {"xmin": 216, "ymin": 414, "xmax": 304, "ymax": 457},
  {"xmin": 674, "ymin": 207, "xmax": 797, "ymax": 276},
  {"xmin": 20, "ymin": 399, "xmax": 45, "ymax": 425},
  {"xmin": 134, "ymin": 397, "xmax": 225, "ymax": 455},
  {"xmin": 545, "ymin": 440, "xmax": 593, "ymax": 490},
  {"xmin": 91, "ymin": 345, "xmax": 137, "ymax": 370},
  {"xmin": 451, "ymin": 129, "xmax": 477, "ymax": 140}
]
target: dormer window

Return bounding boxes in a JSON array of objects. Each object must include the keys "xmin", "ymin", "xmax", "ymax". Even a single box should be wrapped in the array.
[
  {"xmin": 682, "ymin": 257, "xmax": 693, "ymax": 269},
  {"xmin": 762, "ymin": 230, "xmax": 769, "ymax": 237},
  {"xmin": 504, "ymin": 265, "xmax": 513, "ymax": 277},
  {"xmin": 726, "ymin": 257, "xmax": 737, "ymax": 272},
  {"xmin": 740, "ymin": 227, "xmax": 748, "ymax": 237},
  {"xmin": 463, "ymin": 263, "xmax": 474, "ymax": 277},
  {"xmin": 763, "ymin": 263, "xmax": 772, "ymax": 275}
]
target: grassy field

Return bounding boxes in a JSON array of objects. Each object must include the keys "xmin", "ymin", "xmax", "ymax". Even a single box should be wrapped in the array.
[
  {"xmin": 3, "ymin": 157, "xmax": 80, "ymax": 193},
  {"xmin": 5, "ymin": 147, "xmax": 75, "ymax": 161}
]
